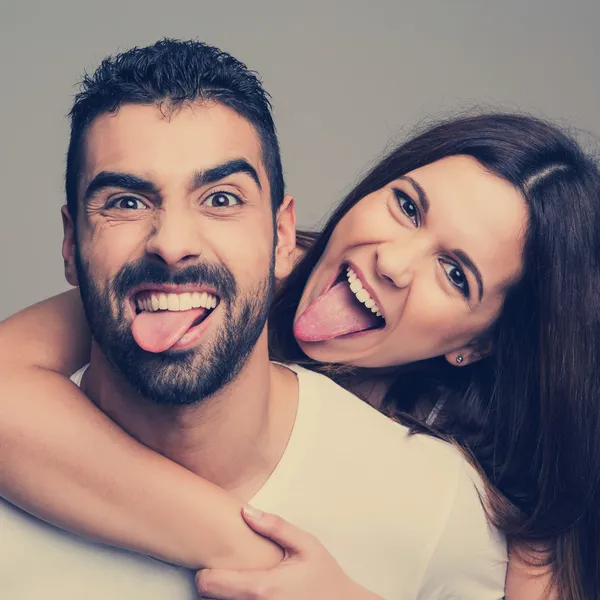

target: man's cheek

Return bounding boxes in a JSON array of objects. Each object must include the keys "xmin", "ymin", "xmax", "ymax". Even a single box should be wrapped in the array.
[
  {"xmin": 86, "ymin": 234, "xmax": 141, "ymax": 279},
  {"xmin": 231, "ymin": 247, "xmax": 272, "ymax": 281}
]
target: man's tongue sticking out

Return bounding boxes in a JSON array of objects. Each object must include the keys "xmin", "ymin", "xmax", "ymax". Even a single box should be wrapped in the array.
[
  {"xmin": 131, "ymin": 307, "xmax": 208, "ymax": 353},
  {"xmin": 294, "ymin": 281, "xmax": 381, "ymax": 342}
]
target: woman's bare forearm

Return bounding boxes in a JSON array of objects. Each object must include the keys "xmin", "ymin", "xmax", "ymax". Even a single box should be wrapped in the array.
[
  {"xmin": 0, "ymin": 368, "xmax": 283, "ymax": 570},
  {"xmin": 0, "ymin": 291, "xmax": 283, "ymax": 569},
  {"xmin": 0, "ymin": 290, "xmax": 91, "ymax": 375}
]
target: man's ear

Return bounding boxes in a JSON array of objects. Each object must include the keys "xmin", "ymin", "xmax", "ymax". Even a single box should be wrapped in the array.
[
  {"xmin": 444, "ymin": 335, "xmax": 494, "ymax": 367},
  {"xmin": 273, "ymin": 195, "xmax": 297, "ymax": 281},
  {"xmin": 61, "ymin": 205, "xmax": 79, "ymax": 287}
]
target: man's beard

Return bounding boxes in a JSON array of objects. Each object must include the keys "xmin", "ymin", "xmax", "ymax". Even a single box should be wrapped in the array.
[{"xmin": 75, "ymin": 250, "xmax": 274, "ymax": 406}]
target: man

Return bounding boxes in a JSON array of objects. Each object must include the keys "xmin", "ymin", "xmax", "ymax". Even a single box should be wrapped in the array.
[{"xmin": 0, "ymin": 40, "xmax": 506, "ymax": 599}]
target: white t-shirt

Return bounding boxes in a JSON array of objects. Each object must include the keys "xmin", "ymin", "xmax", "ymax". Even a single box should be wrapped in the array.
[{"xmin": 0, "ymin": 364, "xmax": 506, "ymax": 599}]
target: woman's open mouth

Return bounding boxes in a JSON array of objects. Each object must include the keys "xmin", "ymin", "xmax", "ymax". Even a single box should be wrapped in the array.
[{"xmin": 294, "ymin": 264, "xmax": 385, "ymax": 343}]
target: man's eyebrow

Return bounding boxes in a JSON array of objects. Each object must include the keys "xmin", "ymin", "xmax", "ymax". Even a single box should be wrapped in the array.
[
  {"xmin": 454, "ymin": 249, "xmax": 484, "ymax": 302},
  {"xmin": 83, "ymin": 172, "xmax": 159, "ymax": 203},
  {"xmin": 399, "ymin": 175, "xmax": 429, "ymax": 213},
  {"xmin": 190, "ymin": 158, "xmax": 262, "ymax": 191}
]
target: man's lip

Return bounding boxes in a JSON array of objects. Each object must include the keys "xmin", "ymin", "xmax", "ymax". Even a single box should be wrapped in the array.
[{"xmin": 128, "ymin": 283, "xmax": 221, "ymax": 299}]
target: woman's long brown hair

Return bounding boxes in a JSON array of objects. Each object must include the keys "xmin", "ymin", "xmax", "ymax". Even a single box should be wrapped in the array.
[{"xmin": 269, "ymin": 114, "xmax": 600, "ymax": 600}]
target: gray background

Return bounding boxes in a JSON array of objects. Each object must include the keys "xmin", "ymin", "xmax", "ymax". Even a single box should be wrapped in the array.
[{"xmin": 1, "ymin": 0, "xmax": 599, "ymax": 320}]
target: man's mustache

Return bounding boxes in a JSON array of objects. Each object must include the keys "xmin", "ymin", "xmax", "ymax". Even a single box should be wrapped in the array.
[{"xmin": 111, "ymin": 258, "xmax": 237, "ymax": 303}]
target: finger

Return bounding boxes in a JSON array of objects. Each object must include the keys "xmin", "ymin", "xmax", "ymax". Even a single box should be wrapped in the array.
[
  {"xmin": 241, "ymin": 505, "xmax": 318, "ymax": 555},
  {"xmin": 196, "ymin": 568, "xmax": 271, "ymax": 600}
]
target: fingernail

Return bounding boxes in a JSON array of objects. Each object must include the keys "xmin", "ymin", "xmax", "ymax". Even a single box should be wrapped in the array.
[{"xmin": 243, "ymin": 504, "xmax": 264, "ymax": 519}]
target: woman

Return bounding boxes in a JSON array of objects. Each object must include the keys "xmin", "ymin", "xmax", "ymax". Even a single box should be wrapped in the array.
[{"xmin": 1, "ymin": 113, "xmax": 599, "ymax": 600}]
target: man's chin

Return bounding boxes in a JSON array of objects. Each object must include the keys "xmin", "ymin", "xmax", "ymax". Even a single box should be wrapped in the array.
[
  {"xmin": 79, "ymin": 270, "xmax": 272, "ymax": 406},
  {"xmin": 113, "ymin": 351, "xmax": 208, "ymax": 405}
]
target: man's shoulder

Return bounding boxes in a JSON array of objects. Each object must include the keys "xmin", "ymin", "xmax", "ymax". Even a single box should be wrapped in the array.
[
  {"xmin": 275, "ymin": 366, "xmax": 501, "ymax": 565},
  {"xmin": 288, "ymin": 363, "xmax": 469, "ymax": 476},
  {"xmin": 70, "ymin": 364, "xmax": 89, "ymax": 387}
]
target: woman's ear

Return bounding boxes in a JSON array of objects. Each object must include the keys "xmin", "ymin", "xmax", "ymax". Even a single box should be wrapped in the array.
[{"xmin": 445, "ymin": 336, "xmax": 494, "ymax": 367}]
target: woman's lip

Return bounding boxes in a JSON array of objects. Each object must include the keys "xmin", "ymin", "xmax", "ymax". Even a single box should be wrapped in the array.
[
  {"xmin": 335, "ymin": 325, "xmax": 384, "ymax": 341},
  {"xmin": 300, "ymin": 267, "xmax": 342, "ymax": 316},
  {"xmin": 320, "ymin": 268, "xmax": 343, "ymax": 299}
]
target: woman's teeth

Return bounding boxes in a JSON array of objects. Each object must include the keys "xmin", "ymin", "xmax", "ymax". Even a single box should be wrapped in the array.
[
  {"xmin": 136, "ymin": 291, "xmax": 218, "ymax": 313},
  {"xmin": 346, "ymin": 267, "xmax": 383, "ymax": 318}
]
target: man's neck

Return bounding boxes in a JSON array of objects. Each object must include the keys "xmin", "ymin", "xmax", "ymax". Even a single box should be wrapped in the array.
[{"xmin": 83, "ymin": 334, "xmax": 299, "ymax": 500}]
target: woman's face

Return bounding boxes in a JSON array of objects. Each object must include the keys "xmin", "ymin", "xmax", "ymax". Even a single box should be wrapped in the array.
[{"xmin": 294, "ymin": 155, "xmax": 528, "ymax": 368}]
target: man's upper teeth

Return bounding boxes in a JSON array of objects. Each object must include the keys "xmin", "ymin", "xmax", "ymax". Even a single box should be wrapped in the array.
[
  {"xmin": 346, "ymin": 268, "xmax": 382, "ymax": 317},
  {"xmin": 137, "ymin": 292, "xmax": 218, "ymax": 312}
]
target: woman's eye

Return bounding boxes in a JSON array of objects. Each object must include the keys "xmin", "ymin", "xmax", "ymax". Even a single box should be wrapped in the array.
[
  {"xmin": 439, "ymin": 260, "xmax": 470, "ymax": 297},
  {"xmin": 203, "ymin": 192, "xmax": 241, "ymax": 208},
  {"xmin": 393, "ymin": 189, "xmax": 419, "ymax": 227}
]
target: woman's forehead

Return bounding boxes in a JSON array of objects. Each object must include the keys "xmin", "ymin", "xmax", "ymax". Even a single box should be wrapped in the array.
[{"xmin": 406, "ymin": 156, "xmax": 528, "ymax": 293}]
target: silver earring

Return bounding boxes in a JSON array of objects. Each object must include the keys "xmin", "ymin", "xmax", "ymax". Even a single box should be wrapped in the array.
[{"xmin": 456, "ymin": 355, "xmax": 464, "ymax": 364}]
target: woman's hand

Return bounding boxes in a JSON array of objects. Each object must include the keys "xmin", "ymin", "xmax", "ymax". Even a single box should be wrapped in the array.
[{"xmin": 196, "ymin": 506, "xmax": 382, "ymax": 600}]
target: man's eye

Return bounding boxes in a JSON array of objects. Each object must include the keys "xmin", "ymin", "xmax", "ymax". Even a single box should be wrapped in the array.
[
  {"xmin": 109, "ymin": 197, "xmax": 147, "ymax": 210},
  {"xmin": 203, "ymin": 192, "xmax": 241, "ymax": 208}
]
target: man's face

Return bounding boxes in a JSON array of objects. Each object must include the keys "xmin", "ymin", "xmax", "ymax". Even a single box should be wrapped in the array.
[{"xmin": 62, "ymin": 102, "xmax": 295, "ymax": 405}]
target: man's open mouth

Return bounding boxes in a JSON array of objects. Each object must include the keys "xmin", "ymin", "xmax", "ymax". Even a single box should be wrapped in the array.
[
  {"xmin": 135, "ymin": 289, "xmax": 218, "ymax": 315},
  {"xmin": 130, "ymin": 289, "xmax": 221, "ymax": 353}
]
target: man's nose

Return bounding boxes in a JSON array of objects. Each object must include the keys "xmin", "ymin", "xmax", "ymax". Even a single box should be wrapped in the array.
[{"xmin": 145, "ymin": 205, "xmax": 203, "ymax": 266}]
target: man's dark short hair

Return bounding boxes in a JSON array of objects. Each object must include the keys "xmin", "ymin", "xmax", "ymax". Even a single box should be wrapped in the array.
[{"xmin": 65, "ymin": 38, "xmax": 284, "ymax": 220}]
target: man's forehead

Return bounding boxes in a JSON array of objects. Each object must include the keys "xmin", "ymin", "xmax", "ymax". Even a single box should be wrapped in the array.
[{"xmin": 81, "ymin": 102, "xmax": 267, "ymax": 185}]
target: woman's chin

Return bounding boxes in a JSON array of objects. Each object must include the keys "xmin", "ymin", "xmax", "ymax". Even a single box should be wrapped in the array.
[
  {"xmin": 295, "ymin": 335, "xmax": 371, "ymax": 368},
  {"xmin": 297, "ymin": 336, "xmax": 343, "ymax": 363}
]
